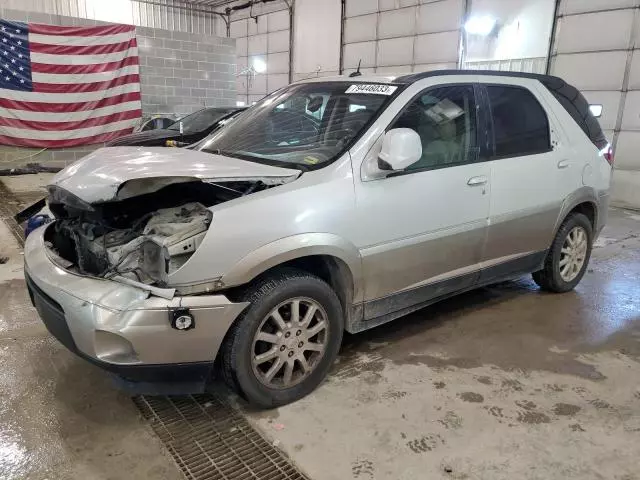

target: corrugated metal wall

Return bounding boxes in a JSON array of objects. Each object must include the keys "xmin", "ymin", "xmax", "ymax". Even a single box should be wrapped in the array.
[
  {"xmin": 1, "ymin": 0, "xmax": 226, "ymax": 35},
  {"xmin": 549, "ymin": 0, "xmax": 640, "ymax": 209},
  {"xmin": 342, "ymin": 0, "xmax": 465, "ymax": 75},
  {"xmin": 228, "ymin": 0, "xmax": 291, "ymax": 105},
  {"xmin": 463, "ymin": 57, "xmax": 547, "ymax": 74}
]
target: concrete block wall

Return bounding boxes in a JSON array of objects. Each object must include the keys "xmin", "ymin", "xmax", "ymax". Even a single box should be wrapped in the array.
[
  {"xmin": 0, "ymin": 7, "xmax": 236, "ymax": 169},
  {"xmin": 0, "ymin": 146, "xmax": 98, "ymax": 170},
  {"xmin": 137, "ymin": 26, "xmax": 237, "ymax": 116}
]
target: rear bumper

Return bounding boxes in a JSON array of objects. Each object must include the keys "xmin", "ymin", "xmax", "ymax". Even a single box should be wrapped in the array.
[{"xmin": 25, "ymin": 224, "xmax": 248, "ymax": 386}]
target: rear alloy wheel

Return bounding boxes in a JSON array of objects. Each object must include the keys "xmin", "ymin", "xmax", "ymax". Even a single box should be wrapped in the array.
[
  {"xmin": 532, "ymin": 212, "xmax": 593, "ymax": 293},
  {"xmin": 558, "ymin": 226, "xmax": 589, "ymax": 282},
  {"xmin": 221, "ymin": 269, "xmax": 343, "ymax": 408}
]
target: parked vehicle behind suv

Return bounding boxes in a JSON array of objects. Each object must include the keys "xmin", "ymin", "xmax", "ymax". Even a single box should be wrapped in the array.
[
  {"xmin": 25, "ymin": 71, "xmax": 611, "ymax": 408},
  {"xmin": 105, "ymin": 106, "xmax": 246, "ymax": 147}
]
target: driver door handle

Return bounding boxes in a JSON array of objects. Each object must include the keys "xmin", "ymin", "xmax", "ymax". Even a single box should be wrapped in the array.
[{"xmin": 467, "ymin": 176, "xmax": 488, "ymax": 186}]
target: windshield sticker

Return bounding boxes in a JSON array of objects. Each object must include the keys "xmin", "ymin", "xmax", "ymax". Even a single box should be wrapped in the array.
[
  {"xmin": 345, "ymin": 84, "xmax": 398, "ymax": 95},
  {"xmin": 303, "ymin": 156, "xmax": 320, "ymax": 165}
]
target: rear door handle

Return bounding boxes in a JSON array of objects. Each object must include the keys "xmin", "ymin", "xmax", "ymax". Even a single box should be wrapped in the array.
[
  {"xmin": 467, "ymin": 176, "xmax": 488, "ymax": 186},
  {"xmin": 557, "ymin": 160, "xmax": 569, "ymax": 169}
]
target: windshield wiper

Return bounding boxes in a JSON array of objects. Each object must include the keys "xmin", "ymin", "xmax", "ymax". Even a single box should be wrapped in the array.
[{"xmin": 210, "ymin": 148, "xmax": 241, "ymax": 158}]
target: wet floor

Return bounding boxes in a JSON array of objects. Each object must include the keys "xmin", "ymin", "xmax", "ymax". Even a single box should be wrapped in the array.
[
  {"xmin": 0, "ymin": 213, "xmax": 183, "ymax": 479},
  {"xmin": 245, "ymin": 208, "xmax": 640, "ymax": 480},
  {"xmin": 1, "ymin": 200, "xmax": 639, "ymax": 479}
]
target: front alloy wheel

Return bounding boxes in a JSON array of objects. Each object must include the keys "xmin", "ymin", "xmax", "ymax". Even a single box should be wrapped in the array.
[
  {"xmin": 221, "ymin": 268, "xmax": 344, "ymax": 408},
  {"xmin": 251, "ymin": 298, "xmax": 328, "ymax": 389}
]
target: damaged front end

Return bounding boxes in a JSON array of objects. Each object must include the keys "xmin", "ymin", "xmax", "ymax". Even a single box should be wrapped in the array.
[{"xmin": 44, "ymin": 177, "xmax": 280, "ymax": 290}]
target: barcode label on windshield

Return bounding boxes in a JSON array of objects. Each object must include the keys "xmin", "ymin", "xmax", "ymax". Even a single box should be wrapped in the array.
[{"xmin": 346, "ymin": 84, "xmax": 398, "ymax": 95}]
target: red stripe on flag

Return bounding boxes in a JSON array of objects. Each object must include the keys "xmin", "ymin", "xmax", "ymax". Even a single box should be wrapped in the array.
[
  {"xmin": 28, "ymin": 23, "xmax": 135, "ymax": 36},
  {"xmin": 30, "ymin": 38, "xmax": 137, "ymax": 56},
  {"xmin": 0, "ymin": 109, "xmax": 142, "ymax": 131},
  {"xmin": 33, "ymin": 74, "xmax": 140, "ymax": 93},
  {"xmin": 31, "ymin": 56, "xmax": 139, "ymax": 74},
  {"xmin": 0, "ymin": 128, "xmax": 136, "ymax": 148},
  {"xmin": 0, "ymin": 92, "xmax": 141, "ymax": 113}
]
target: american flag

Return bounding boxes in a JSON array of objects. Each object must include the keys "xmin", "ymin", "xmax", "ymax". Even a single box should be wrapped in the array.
[{"xmin": 0, "ymin": 19, "xmax": 141, "ymax": 148}]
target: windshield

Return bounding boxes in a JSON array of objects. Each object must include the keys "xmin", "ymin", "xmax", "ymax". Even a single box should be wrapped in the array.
[
  {"xmin": 199, "ymin": 82, "xmax": 401, "ymax": 167},
  {"xmin": 168, "ymin": 108, "xmax": 235, "ymax": 134}
]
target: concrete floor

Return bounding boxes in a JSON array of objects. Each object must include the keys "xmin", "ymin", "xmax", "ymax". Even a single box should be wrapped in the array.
[
  {"xmin": 245, "ymin": 208, "xmax": 640, "ymax": 480},
  {"xmin": 0, "ymin": 193, "xmax": 183, "ymax": 479},
  {"xmin": 0, "ymin": 176, "xmax": 639, "ymax": 479}
]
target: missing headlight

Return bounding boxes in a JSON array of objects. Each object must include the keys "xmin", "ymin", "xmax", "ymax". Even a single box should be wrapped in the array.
[
  {"xmin": 47, "ymin": 202, "xmax": 211, "ymax": 285},
  {"xmin": 106, "ymin": 238, "xmax": 171, "ymax": 285}
]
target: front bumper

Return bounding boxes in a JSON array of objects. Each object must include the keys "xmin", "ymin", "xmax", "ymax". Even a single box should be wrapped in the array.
[{"xmin": 25, "ymin": 224, "xmax": 248, "ymax": 385}]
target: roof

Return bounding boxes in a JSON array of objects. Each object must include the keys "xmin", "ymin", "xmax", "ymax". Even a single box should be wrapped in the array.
[
  {"xmin": 395, "ymin": 69, "xmax": 562, "ymax": 85},
  {"xmin": 294, "ymin": 70, "xmax": 563, "ymax": 86}
]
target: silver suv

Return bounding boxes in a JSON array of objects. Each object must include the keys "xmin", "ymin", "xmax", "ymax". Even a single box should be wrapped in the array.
[{"xmin": 25, "ymin": 71, "xmax": 611, "ymax": 407}]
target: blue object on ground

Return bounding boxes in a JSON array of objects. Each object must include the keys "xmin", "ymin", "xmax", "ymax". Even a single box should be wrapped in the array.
[{"xmin": 25, "ymin": 214, "xmax": 52, "ymax": 238}]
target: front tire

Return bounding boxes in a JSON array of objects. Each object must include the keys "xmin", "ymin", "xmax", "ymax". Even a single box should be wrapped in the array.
[
  {"xmin": 221, "ymin": 268, "xmax": 344, "ymax": 408},
  {"xmin": 532, "ymin": 212, "xmax": 593, "ymax": 293}
]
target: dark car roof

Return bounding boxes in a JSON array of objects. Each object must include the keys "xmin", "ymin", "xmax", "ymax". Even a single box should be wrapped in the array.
[
  {"xmin": 106, "ymin": 128, "xmax": 179, "ymax": 147},
  {"xmin": 193, "ymin": 106, "xmax": 245, "ymax": 113},
  {"xmin": 164, "ymin": 106, "xmax": 245, "ymax": 129},
  {"xmin": 186, "ymin": 106, "xmax": 247, "ymax": 115}
]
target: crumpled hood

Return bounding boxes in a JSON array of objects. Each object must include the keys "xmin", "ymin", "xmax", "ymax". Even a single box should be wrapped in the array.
[{"xmin": 50, "ymin": 146, "xmax": 300, "ymax": 203}]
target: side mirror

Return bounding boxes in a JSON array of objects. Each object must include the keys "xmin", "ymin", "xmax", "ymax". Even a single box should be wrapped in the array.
[{"xmin": 378, "ymin": 128, "xmax": 422, "ymax": 171}]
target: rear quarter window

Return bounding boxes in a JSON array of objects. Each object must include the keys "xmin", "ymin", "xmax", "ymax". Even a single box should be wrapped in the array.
[
  {"xmin": 486, "ymin": 85, "xmax": 551, "ymax": 159},
  {"xmin": 541, "ymin": 78, "xmax": 608, "ymax": 149}
]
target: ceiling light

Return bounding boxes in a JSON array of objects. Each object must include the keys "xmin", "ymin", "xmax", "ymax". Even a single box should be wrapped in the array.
[
  {"xmin": 464, "ymin": 16, "xmax": 496, "ymax": 36},
  {"xmin": 252, "ymin": 57, "xmax": 267, "ymax": 73},
  {"xmin": 236, "ymin": 100, "xmax": 246, "ymax": 107},
  {"xmin": 589, "ymin": 104, "xmax": 603, "ymax": 118}
]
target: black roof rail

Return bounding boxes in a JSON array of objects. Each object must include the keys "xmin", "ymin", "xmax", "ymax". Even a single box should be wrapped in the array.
[{"xmin": 395, "ymin": 69, "xmax": 564, "ymax": 85}]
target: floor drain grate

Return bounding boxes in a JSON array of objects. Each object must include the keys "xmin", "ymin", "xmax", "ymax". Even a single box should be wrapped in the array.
[
  {"xmin": 133, "ymin": 393, "xmax": 309, "ymax": 480},
  {"xmin": 0, "ymin": 181, "xmax": 26, "ymax": 246}
]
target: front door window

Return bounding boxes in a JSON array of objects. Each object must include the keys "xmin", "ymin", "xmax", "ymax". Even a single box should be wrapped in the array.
[{"xmin": 390, "ymin": 84, "xmax": 478, "ymax": 171}]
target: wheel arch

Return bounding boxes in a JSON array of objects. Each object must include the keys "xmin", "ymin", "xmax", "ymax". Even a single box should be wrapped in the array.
[
  {"xmin": 219, "ymin": 233, "xmax": 364, "ymax": 329},
  {"xmin": 567, "ymin": 202, "xmax": 596, "ymax": 230},
  {"xmin": 554, "ymin": 187, "xmax": 599, "ymax": 238}
]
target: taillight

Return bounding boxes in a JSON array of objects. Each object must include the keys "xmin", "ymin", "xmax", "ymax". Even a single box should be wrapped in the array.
[{"xmin": 604, "ymin": 145, "xmax": 614, "ymax": 166}]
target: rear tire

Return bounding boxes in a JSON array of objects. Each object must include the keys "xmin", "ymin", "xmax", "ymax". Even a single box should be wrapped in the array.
[
  {"xmin": 221, "ymin": 268, "xmax": 344, "ymax": 408},
  {"xmin": 532, "ymin": 212, "xmax": 593, "ymax": 293}
]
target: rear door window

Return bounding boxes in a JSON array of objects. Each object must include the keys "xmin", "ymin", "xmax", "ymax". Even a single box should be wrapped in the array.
[{"xmin": 486, "ymin": 85, "xmax": 551, "ymax": 159}]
